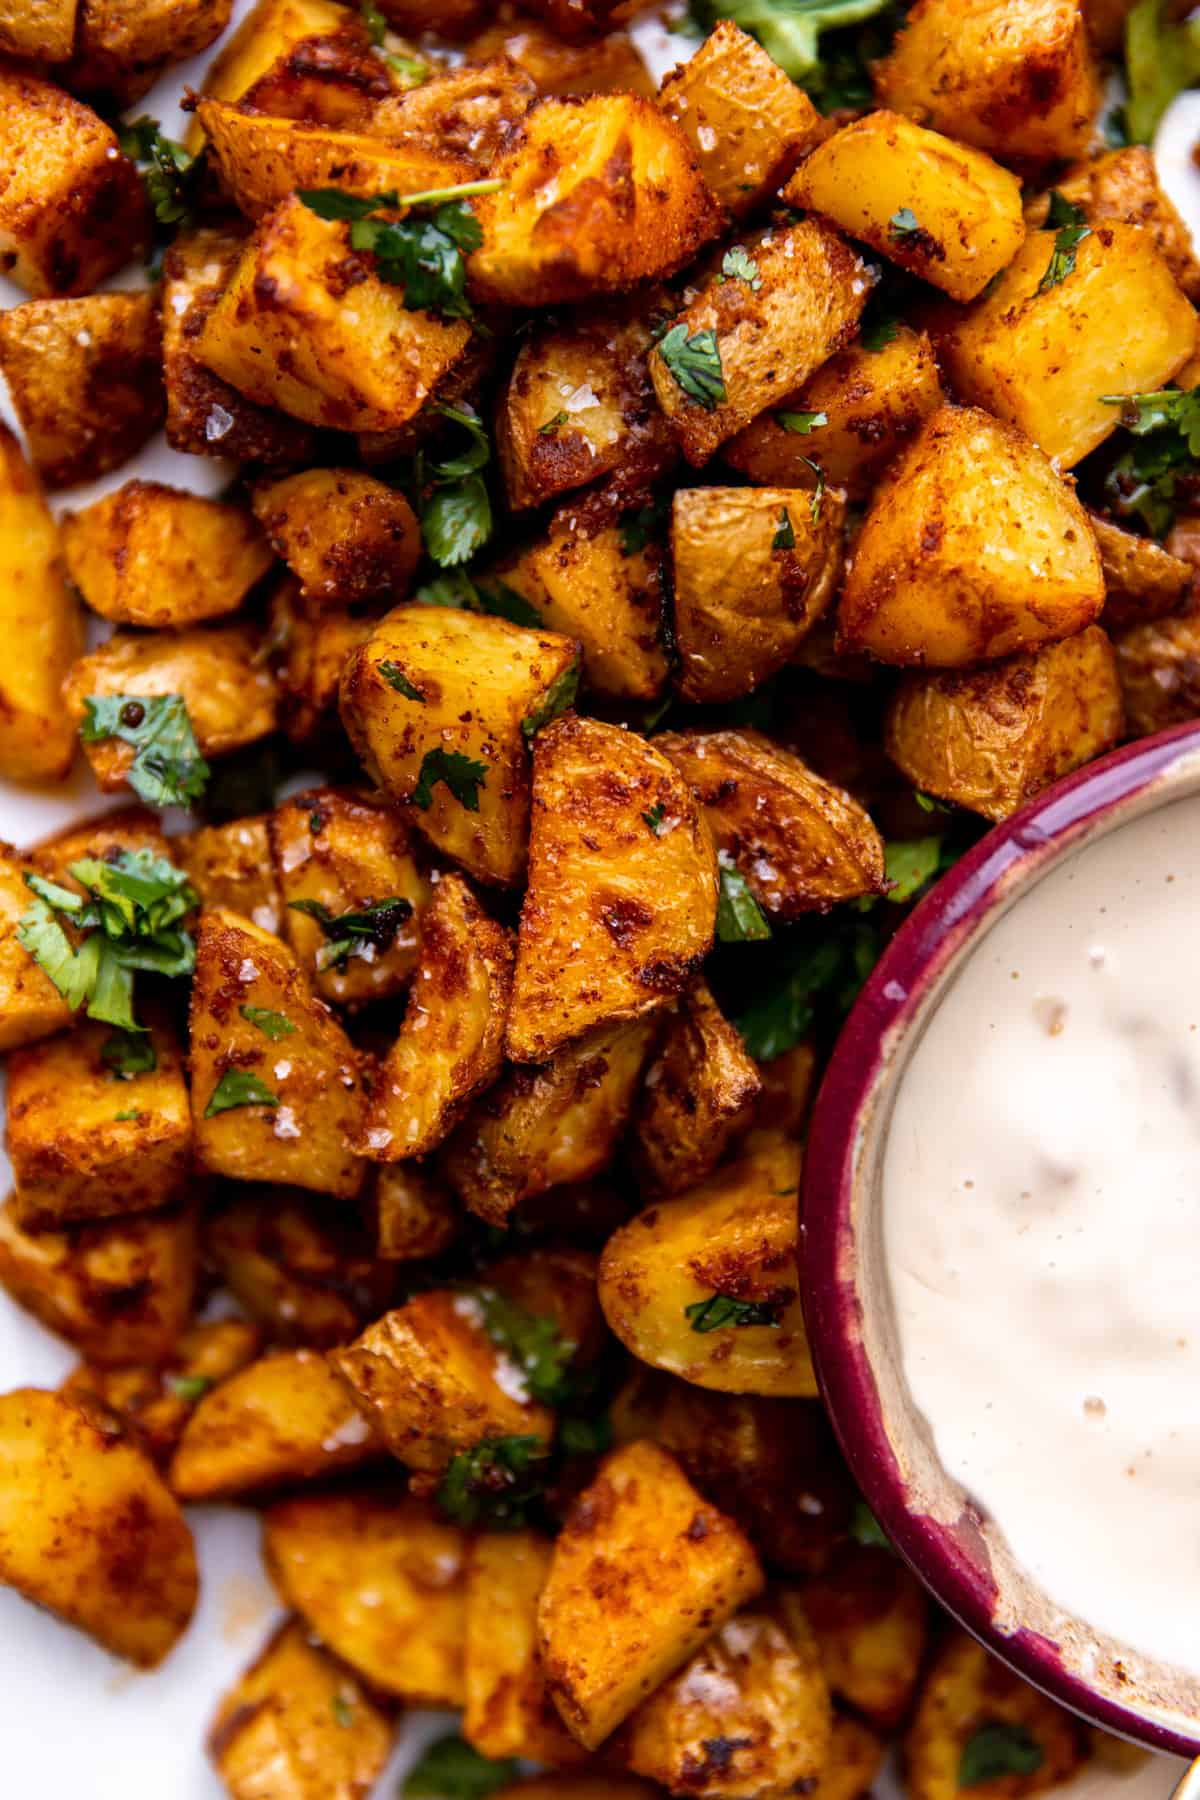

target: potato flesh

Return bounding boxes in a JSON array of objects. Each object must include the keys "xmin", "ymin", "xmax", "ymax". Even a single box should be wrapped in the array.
[
  {"xmin": 251, "ymin": 468, "xmax": 421, "ymax": 606},
  {"xmin": 0, "ymin": 425, "xmax": 83, "ymax": 781},
  {"xmin": 465, "ymin": 1531, "xmax": 585, "ymax": 1765},
  {"xmin": 0, "ymin": 843, "xmax": 75, "ymax": 1052}
]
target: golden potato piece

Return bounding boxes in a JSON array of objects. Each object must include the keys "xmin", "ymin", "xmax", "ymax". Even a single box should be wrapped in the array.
[
  {"xmin": 274, "ymin": 586, "xmax": 374, "ymax": 745},
  {"xmin": 0, "ymin": 0, "xmax": 77, "ymax": 57},
  {"xmin": 804, "ymin": 1546, "xmax": 928, "ymax": 1729},
  {"xmin": 506, "ymin": 716, "xmax": 717, "ymax": 1063},
  {"xmin": 0, "ymin": 425, "xmax": 82, "ymax": 782},
  {"xmin": 177, "ymin": 815, "xmax": 283, "ymax": 935},
  {"xmin": 599, "ymin": 1135, "xmax": 817, "ymax": 1396},
  {"xmin": 467, "ymin": 17, "xmax": 652, "ymax": 98},
  {"xmin": 816, "ymin": 1714, "xmax": 888, "ymax": 1800},
  {"xmin": 632, "ymin": 979, "xmax": 760, "ymax": 1196},
  {"xmin": 209, "ymin": 1619, "xmax": 394, "ymax": 1800},
  {"xmin": 29, "ymin": 804, "xmax": 169, "ymax": 879},
  {"xmin": 0, "ymin": 1388, "xmax": 197, "ymax": 1667},
  {"xmin": 753, "ymin": 1038, "xmax": 819, "ymax": 1136},
  {"xmin": 364, "ymin": 58, "xmax": 536, "ymax": 165},
  {"xmin": 885, "ymin": 627, "xmax": 1124, "ymax": 822},
  {"xmin": 1090, "ymin": 513, "xmax": 1194, "ymax": 630},
  {"xmin": 169, "ymin": 1349, "xmax": 382, "ymax": 1501},
  {"xmin": 671, "ymin": 485, "xmax": 844, "ymax": 703},
  {"xmin": 252, "ymin": 469, "xmax": 420, "ymax": 607},
  {"xmin": 0, "ymin": 842, "xmax": 75, "ymax": 1053},
  {"xmin": 838, "ymin": 405, "xmax": 1105, "ymax": 666},
  {"xmin": 187, "ymin": 0, "xmax": 358, "ymax": 148},
  {"xmin": 469, "ymin": 94, "xmax": 721, "ymax": 306},
  {"xmin": 264, "ymin": 1491, "xmax": 469, "ymax": 1705},
  {"xmin": 189, "ymin": 908, "xmax": 367, "ymax": 1199},
  {"xmin": 1028, "ymin": 146, "xmax": 1200, "ymax": 301},
  {"xmin": 72, "ymin": 0, "xmax": 232, "ymax": 85},
  {"xmin": 1114, "ymin": 606, "xmax": 1200, "ymax": 738},
  {"xmin": 236, "ymin": 21, "xmax": 394, "ymax": 129},
  {"xmin": 465, "ymin": 1532, "xmax": 585, "ymax": 1765},
  {"xmin": 537, "ymin": 1440, "xmax": 764, "ymax": 1749},
  {"xmin": 375, "ymin": 1162, "xmax": 462, "ymax": 1261},
  {"xmin": 0, "ymin": 293, "xmax": 162, "ymax": 490}
]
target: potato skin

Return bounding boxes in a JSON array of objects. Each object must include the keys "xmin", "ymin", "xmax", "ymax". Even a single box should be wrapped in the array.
[
  {"xmin": 0, "ymin": 0, "xmax": 77, "ymax": 58},
  {"xmin": 1113, "ymin": 606, "xmax": 1200, "ymax": 738},
  {"xmin": 375, "ymin": 1163, "xmax": 462, "ymax": 1261},
  {"xmin": 465, "ymin": 1531, "xmax": 586, "ymax": 1765},
  {"xmin": 1090, "ymin": 513, "xmax": 1194, "ymax": 631},
  {"xmin": 467, "ymin": 17, "xmax": 652, "ymax": 98},
  {"xmin": 632, "ymin": 979, "xmax": 760, "ymax": 1197},
  {"xmin": 803, "ymin": 1546, "xmax": 929, "ymax": 1729},
  {"xmin": 366, "ymin": 59, "xmax": 536, "ymax": 165},
  {"xmin": 252, "ymin": 469, "xmax": 421, "ymax": 607},
  {"xmin": 274, "ymin": 586, "xmax": 373, "ymax": 745},
  {"xmin": 0, "ymin": 424, "xmax": 83, "ymax": 782}
]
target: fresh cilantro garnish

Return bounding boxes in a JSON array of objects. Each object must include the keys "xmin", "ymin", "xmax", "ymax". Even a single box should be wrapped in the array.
[
  {"xmin": 657, "ymin": 324, "xmax": 726, "ymax": 411},
  {"xmin": 777, "ymin": 410, "xmax": 827, "ymax": 434},
  {"xmin": 331, "ymin": 1693, "xmax": 355, "ymax": 1728},
  {"xmin": 114, "ymin": 1109, "xmax": 140, "ymax": 1121},
  {"xmin": 1098, "ymin": 386, "xmax": 1200, "ymax": 537},
  {"xmin": 286, "ymin": 895, "xmax": 413, "ymax": 971},
  {"xmin": 165, "ymin": 1374, "xmax": 212, "ymax": 1403},
  {"xmin": 436, "ymin": 1435, "xmax": 550, "ymax": 1529},
  {"xmin": 643, "ymin": 802, "xmax": 668, "ymax": 836},
  {"xmin": 118, "ymin": 117, "xmax": 198, "ymax": 228},
  {"xmin": 1102, "ymin": 103, "xmax": 1130, "ymax": 147},
  {"xmin": 721, "ymin": 247, "xmax": 761, "ymax": 288},
  {"xmin": 717, "ymin": 867, "xmax": 772, "ymax": 943},
  {"xmin": 914, "ymin": 790, "xmax": 951, "ymax": 814},
  {"xmin": 418, "ymin": 404, "xmax": 494, "ymax": 567},
  {"xmin": 959, "ymin": 1724, "xmax": 1045, "ymax": 1788},
  {"xmin": 472, "ymin": 1287, "xmax": 577, "ymax": 1406},
  {"xmin": 359, "ymin": 0, "xmax": 386, "ymax": 41},
  {"xmin": 729, "ymin": 925, "xmax": 880, "ymax": 1061},
  {"xmin": 101, "ymin": 1029, "xmax": 157, "ymax": 1079},
  {"xmin": 204, "ymin": 1070, "xmax": 279, "ymax": 1117},
  {"xmin": 404, "ymin": 1734, "xmax": 519, "ymax": 1798},
  {"xmin": 685, "ymin": 1294, "xmax": 784, "ymax": 1332},
  {"xmin": 882, "ymin": 837, "xmax": 944, "ymax": 904},
  {"xmin": 1100, "ymin": 387, "xmax": 1200, "ymax": 453},
  {"xmin": 772, "ymin": 506, "xmax": 796, "ymax": 551},
  {"xmin": 538, "ymin": 410, "xmax": 569, "ymax": 434},
  {"xmin": 1124, "ymin": 0, "xmax": 1200, "ymax": 142},
  {"xmin": 850, "ymin": 1500, "xmax": 891, "ymax": 1548},
  {"xmin": 239, "ymin": 1005, "xmax": 296, "ymax": 1040},
  {"xmin": 297, "ymin": 181, "xmax": 501, "ymax": 320},
  {"xmin": 558, "ymin": 1414, "xmax": 613, "ymax": 1456},
  {"xmin": 476, "ymin": 581, "xmax": 542, "ymax": 627},
  {"xmin": 521, "ymin": 660, "xmax": 580, "ymax": 740},
  {"xmin": 860, "ymin": 311, "xmax": 900, "ymax": 352},
  {"xmin": 80, "ymin": 694, "xmax": 209, "ymax": 810},
  {"xmin": 1037, "ymin": 192, "xmax": 1090, "ymax": 294},
  {"xmin": 309, "ymin": 811, "xmax": 325, "ymax": 833},
  {"xmin": 410, "ymin": 748, "xmax": 488, "ymax": 812},
  {"xmin": 384, "ymin": 50, "xmax": 430, "ymax": 86},
  {"xmin": 888, "ymin": 207, "xmax": 921, "ymax": 243},
  {"xmin": 618, "ymin": 496, "xmax": 670, "ymax": 557},
  {"xmin": 799, "ymin": 455, "xmax": 826, "ymax": 522},
  {"xmin": 378, "ymin": 660, "xmax": 426, "ymax": 702},
  {"xmin": 687, "ymin": 0, "xmax": 895, "ymax": 87}
]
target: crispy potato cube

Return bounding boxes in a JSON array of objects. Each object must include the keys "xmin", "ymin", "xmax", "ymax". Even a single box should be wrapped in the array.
[
  {"xmin": 940, "ymin": 224, "xmax": 1197, "ymax": 470},
  {"xmin": 1091, "ymin": 512, "xmax": 1194, "ymax": 630},
  {"xmin": 269, "ymin": 785, "xmax": 430, "ymax": 1007},
  {"xmin": 0, "ymin": 425, "xmax": 82, "ymax": 782},
  {"xmin": 264, "ymin": 1491, "xmax": 469, "ymax": 1704},
  {"xmin": 29, "ymin": 804, "xmax": 170, "ymax": 879},
  {"xmin": 62, "ymin": 481, "xmax": 274, "ymax": 630},
  {"xmin": 330, "ymin": 1288, "xmax": 555, "ymax": 1474},
  {"xmin": 0, "ymin": 0, "xmax": 77, "ymax": 57},
  {"xmin": 361, "ymin": 58, "xmax": 536, "ymax": 164},
  {"xmin": 838, "ymin": 405, "xmax": 1105, "ymax": 666},
  {"xmin": 375, "ymin": 1162, "xmax": 461, "ymax": 1260},
  {"xmin": 169, "ymin": 1348, "xmax": 382, "ymax": 1500},
  {"xmin": 803, "ymin": 1548, "xmax": 928, "ymax": 1728},
  {"xmin": 507, "ymin": 717, "xmax": 717, "ymax": 1063},
  {"xmin": 73, "ymin": 0, "xmax": 232, "ymax": 81},
  {"xmin": 1029, "ymin": 146, "xmax": 1200, "ymax": 301},
  {"xmin": 657, "ymin": 729, "xmax": 887, "ymax": 917},
  {"xmin": 444, "ymin": 1017, "xmax": 658, "ymax": 1225},
  {"xmin": 0, "ymin": 68, "xmax": 145, "ymax": 296},
  {"xmin": 7, "ymin": 1017, "xmax": 193, "ymax": 1230},
  {"xmin": 0, "ymin": 293, "xmax": 162, "ymax": 490},
  {"xmin": 237, "ymin": 22, "xmax": 394, "ymax": 128},
  {"xmin": 177, "ymin": 815, "xmax": 283, "ymax": 935},
  {"xmin": 885, "ymin": 627, "xmax": 1124, "ymax": 822},
  {"xmin": 785, "ymin": 112, "xmax": 1023, "ymax": 304},
  {"xmin": 197, "ymin": 195, "xmax": 472, "ymax": 433},
  {"xmin": 361, "ymin": 874, "xmax": 513, "ymax": 1162},
  {"xmin": 1114, "ymin": 606, "xmax": 1200, "ymax": 738},
  {"xmin": 648, "ymin": 220, "xmax": 869, "ymax": 467},
  {"xmin": 599, "ymin": 1135, "xmax": 816, "ymax": 1396},
  {"xmin": 340, "ymin": 604, "xmax": 581, "ymax": 888},
  {"xmin": 0, "ymin": 843, "xmax": 75, "ymax": 1052},
  {"xmin": 467, "ymin": 17, "xmax": 652, "ymax": 97},
  {"xmin": 252, "ymin": 470, "xmax": 420, "ymax": 606},
  {"xmin": 189, "ymin": 908, "xmax": 367, "ymax": 1198},
  {"xmin": 538, "ymin": 1440, "xmax": 764, "ymax": 1749},
  {"xmin": 465, "ymin": 1532, "xmax": 585, "ymax": 1765},
  {"xmin": 724, "ymin": 327, "xmax": 944, "ymax": 501},
  {"xmin": 873, "ymin": 0, "xmax": 1100, "ymax": 164},
  {"xmin": 210, "ymin": 1619, "xmax": 394, "ymax": 1800},
  {"xmin": 187, "ymin": 0, "xmax": 364, "ymax": 147},
  {"xmin": 632, "ymin": 979, "xmax": 760, "ymax": 1196},
  {"xmin": 469, "ymin": 94, "xmax": 721, "ymax": 307},
  {"xmin": 62, "ymin": 1319, "xmax": 262, "ymax": 1468},
  {"xmin": 0, "ymin": 1388, "xmax": 197, "ymax": 1666},
  {"xmin": 671, "ymin": 485, "xmax": 844, "ymax": 702},
  {"xmin": 273, "ymin": 583, "xmax": 373, "ymax": 744},
  {"xmin": 488, "ymin": 1245, "xmax": 608, "ymax": 1373},
  {"xmin": 0, "ymin": 1194, "xmax": 197, "ymax": 1365}
]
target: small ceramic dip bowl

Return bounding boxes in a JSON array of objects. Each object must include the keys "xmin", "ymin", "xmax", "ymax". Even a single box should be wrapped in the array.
[{"xmin": 801, "ymin": 721, "xmax": 1200, "ymax": 1757}]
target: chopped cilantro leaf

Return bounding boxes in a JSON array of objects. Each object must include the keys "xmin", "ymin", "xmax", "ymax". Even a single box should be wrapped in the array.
[
  {"xmin": 1124, "ymin": 0, "xmax": 1200, "ymax": 143},
  {"xmin": 1037, "ymin": 191, "xmax": 1090, "ymax": 293},
  {"xmin": 538, "ymin": 410, "xmax": 569, "ymax": 434},
  {"xmin": 522, "ymin": 659, "xmax": 580, "ymax": 739},
  {"xmin": 166, "ymin": 1374, "xmax": 212, "ymax": 1403},
  {"xmin": 685, "ymin": 1294, "xmax": 783, "ymax": 1332},
  {"xmin": 883, "ymin": 837, "xmax": 944, "ymax": 904},
  {"xmin": 404, "ymin": 1734, "xmax": 519, "ymax": 1798},
  {"xmin": 721, "ymin": 246, "xmax": 761, "ymax": 288},
  {"xmin": 80, "ymin": 694, "xmax": 209, "ymax": 810},
  {"xmin": 718, "ymin": 867, "xmax": 772, "ymax": 943},
  {"xmin": 643, "ymin": 802, "xmax": 668, "ymax": 836},
  {"xmin": 204, "ymin": 1070, "xmax": 279, "ymax": 1117},
  {"xmin": 384, "ymin": 50, "xmax": 430, "ymax": 86},
  {"xmin": 410, "ymin": 748, "xmax": 488, "ymax": 812},
  {"xmin": 473, "ymin": 1287, "xmax": 577, "ymax": 1406},
  {"xmin": 436, "ymin": 1435, "xmax": 550, "ymax": 1529},
  {"xmin": 887, "ymin": 207, "xmax": 921, "ymax": 242},
  {"xmin": 379, "ymin": 660, "xmax": 426, "ymax": 702},
  {"xmin": 297, "ymin": 182, "xmax": 500, "ymax": 320},
  {"xmin": 114, "ymin": 1109, "xmax": 140, "ymax": 1121},
  {"xmin": 286, "ymin": 895, "xmax": 413, "ymax": 971},
  {"xmin": 618, "ymin": 497, "xmax": 670, "ymax": 557},
  {"xmin": 359, "ymin": 0, "xmax": 386, "ymax": 42},
  {"xmin": 239, "ymin": 1005, "xmax": 296, "ymax": 1040},
  {"xmin": 558, "ymin": 1414, "xmax": 613, "ymax": 1456},
  {"xmin": 117, "ymin": 117, "xmax": 198, "ymax": 229},
  {"xmin": 657, "ymin": 324, "xmax": 726, "ymax": 411},
  {"xmin": 959, "ymin": 1724, "xmax": 1045, "ymax": 1788},
  {"xmin": 101, "ymin": 1029, "xmax": 156, "ymax": 1079},
  {"xmin": 850, "ymin": 1500, "xmax": 891, "ymax": 1548},
  {"xmin": 777, "ymin": 409, "xmax": 827, "ymax": 435},
  {"xmin": 772, "ymin": 505, "xmax": 796, "ymax": 551},
  {"xmin": 687, "ymin": 0, "xmax": 896, "ymax": 87},
  {"xmin": 476, "ymin": 581, "xmax": 542, "ymax": 627},
  {"xmin": 331, "ymin": 1693, "xmax": 355, "ymax": 1728}
]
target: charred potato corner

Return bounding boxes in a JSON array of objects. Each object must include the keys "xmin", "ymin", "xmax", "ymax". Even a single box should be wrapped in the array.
[{"xmin": 0, "ymin": 0, "xmax": 1192, "ymax": 1792}]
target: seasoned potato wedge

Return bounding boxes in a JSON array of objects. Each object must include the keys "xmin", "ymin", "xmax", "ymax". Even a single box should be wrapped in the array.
[
  {"xmin": 363, "ymin": 59, "xmax": 536, "ymax": 163},
  {"xmin": 0, "ymin": 842, "xmax": 75, "ymax": 1052},
  {"xmin": 189, "ymin": 908, "xmax": 367, "ymax": 1199},
  {"xmin": 465, "ymin": 1531, "xmax": 585, "ymax": 1765},
  {"xmin": 1090, "ymin": 512, "xmax": 1194, "ymax": 630},
  {"xmin": 537, "ymin": 1440, "xmax": 764, "ymax": 1749},
  {"xmin": 1028, "ymin": 146, "xmax": 1200, "ymax": 301},
  {"xmin": 804, "ymin": 1547, "xmax": 929, "ymax": 1729},
  {"xmin": 1114, "ymin": 606, "xmax": 1200, "ymax": 737},
  {"xmin": 0, "ymin": 0, "xmax": 77, "ymax": 57},
  {"xmin": 467, "ymin": 17, "xmax": 652, "ymax": 97},
  {"xmin": 507, "ymin": 716, "xmax": 717, "ymax": 1063},
  {"xmin": 177, "ymin": 815, "xmax": 283, "ymax": 935},
  {"xmin": 658, "ymin": 729, "xmax": 887, "ymax": 917},
  {"xmin": 272, "ymin": 584, "xmax": 373, "ymax": 744},
  {"xmin": 252, "ymin": 470, "xmax": 421, "ymax": 606},
  {"xmin": 187, "ymin": 0, "xmax": 359, "ymax": 148},
  {"xmin": 375, "ymin": 1162, "xmax": 462, "ymax": 1260},
  {"xmin": 885, "ymin": 627, "xmax": 1124, "ymax": 822},
  {"xmin": 0, "ymin": 425, "xmax": 83, "ymax": 782},
  {"xmin": 264, "ymin": 1491, "xmax": 469, "ymax": 1704},
  {"xmin": 0, "ymin": 1388, "xmax": 197, "ymax": 1667},
  {"xmin": 236, "ymin": 21, "xmax": 394, "ymax": 127},
  {"xmin": 838, "ymin": 405, "xmax": 1105, "ymax": 666},
  {"xmin": 29, "ymin": 804, "xmax": 170, "ymax": 879},
  {"xmin": 632, "ymin": 979, "xmax": 760, "ymax": 1196},
  {"xmin": 753, "ymin": 1038, "xmax": 819, "ymax": 1136}
]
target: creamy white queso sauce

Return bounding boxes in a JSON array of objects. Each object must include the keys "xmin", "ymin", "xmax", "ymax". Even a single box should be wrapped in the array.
[{"xmin": 884, "ymin": 795, "xmax": 1200, "ymax": 1676}]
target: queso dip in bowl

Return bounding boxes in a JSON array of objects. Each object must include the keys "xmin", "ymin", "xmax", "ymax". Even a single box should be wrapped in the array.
[{"xmin": 802, "ymin": 721, "xmax": 1200, "ymax": 1757}]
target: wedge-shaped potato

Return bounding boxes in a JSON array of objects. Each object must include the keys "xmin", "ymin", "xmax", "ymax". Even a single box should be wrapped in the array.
[
  {"xmin": 0, "ymin": 1389, "xmax": 197, "ymax": 1667},
  {"xmin": 189, "ymin": 908, "xmax": 367, "ymax": 1199},
  {"xmin": 63, "ymin": 481, "xmax": 274, "ymax": 630},
  {"xmin": 0, "ymin": 0, "xmax": 77, "ymax": 57},
  {"xmin": 0, "ymin": 426, "xmax": 82, "ymax": 782},
  {"xmin": 330, "ymin": 1288, "xmax": 555, "ymax": 1474},
  {"xmin": 940, "ymin": 225, "xmax": 1197, "ymax": 470},
  {"xmin": 465, "ymin": 1532, "xmax": 585, "ymax": 1766},
  {"xmin": 633, "ymin": 979, "xmax": 759, "ymax": 1197},
  {"xmin": 724, "ymin": 327, "xmax": 944, "ymax": 501},
  {"xmin": 0, "ymin": 68, "xmax": 145, "ymax": 296},
  {"xmin": 361, "ymin": 874, "xmax": 513, "ymax": 1162},
  {"xmin": 507, "ymin": 717, "xmax": 717, "ymax": 1063},
  {"xmin": 648, "ymin": 220, "xmax": 869, "ymax": 467},
  {"xmin": 198, "ymin": 195, "xmax": 472, "ymax": 433},
  {"xmin": 905, "ymin": 1628, "xmax": 1083, "ymax": 1800},
  {"xmin": 237, "ymin": 21, "xmax": 393, "ymax": 127},
  {"xmin": 599, "ymin": 1135, "xmax": 817, "ymax": 1396},
  {"xmin": 376, "ymin": 1162, "xmax": 461, "ymax": 1260},
  {"xmin": 658, "ymin": 20, "xmax": 819, "ymax": 217},
  {"xmin": 1028, "ymin": 146, "xmax": 1200, "ymax": 301},
  {"xmin": 252, "ymin": 470, "xmax": 421, "ymax": 606},
  {"xmin": 178, "ymin": 816, "xmax": 283, "ymax": 935},
  {"xmin": 340, "ymin": 604, "xmax": 581, "ymax": 888},
  {"xmin": 0, "ymin": 1194, "xmax": 196, "ymax": 1365},
  {"xmin": 264, "ymin": 1491, "xmax": 469, "ymax": 1704},
  {"xmin": 468, "ymin": 17, "xmax": 652, "ymax": 97},
  {"xmin": 874, "ymin": 0, "xmax": 1100, "ymax": 163},
  {"xmin": 785, "ymin": 112, "xmax": 1023, "ymax": 304},
  {"xmin": 7, "ymin": 1016, "xmax": 192, "ymax": 1230},
  {"xmin": 365, "ymin": 58, "xmax": 536, "ymax": 165},
  {"xmin": 0, "ymin": 843, "xmax": 74, "ymax": 1052},
  {"xmin": 657, "ymin": 729, "xmax": 887, "ymax": 917},
  {"xmin": 619, "ymin": 1597, "xmax": 832, "ymax": 1797},
  {"xmin": 0, "ymin": 293, "xmax": 162, "ymax": 490},
  {"xmin": 274, "ymin": 583, "xmax": 373, "ymax": 743},
  {"xmin": 210, "ymin": 1619, "xmax": 395, "ymax": 1800},
  {"xmin": 187, "ymin": 0, "xmax": 369, "ymax": 148},
  {"xmin": 169, "ymin": 1348, "xmax": 382, "ymax": 1500},
  {"xmin": 444, "ymin": 1017, "xmax": 658, "ymax": 1225},
  {"xmin": 885, "ymin": 628, "xmax": 1123, "ymax": 823},
  {"xmin": 838, "ymin": 406, "xmax": 1105, "ymax": 666},
  {"xmin": 1116, "ymin": 606, "xmax": 1200, "ymax": 738},
  {"xmin": 269, "ymin": 785, "xmax": 430, "ymax": 1007},
  {"xmin": 817, "ymin": 1715, "xmax": 887, "ymax": 1800},
  {"xmin": 671, "ymin": 486, "xmax": 844, "ymax": 702},
  {"xmin": 1090, "ymin": 512, "xmax": 1194, "ymax": 630},
  {"xmin": 65, "ymin": 623, "xmax": 279, "ymax": 791},
  {"xmin": 804, "ymin": 1546, "xmax": 929, "ymax": 1729},
  {"xmin": 538, "ymin": 1440, "xmax": 764, "ymax": 1749},
  {"xmin": 469, "ymin": 94, "xmax": 720, "ymax": 306}
]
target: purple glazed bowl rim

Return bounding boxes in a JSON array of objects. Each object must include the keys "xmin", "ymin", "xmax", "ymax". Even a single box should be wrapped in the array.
[{"xmin": 801, "ymin": 721, "xmax": 1200, "ymax": 1757}]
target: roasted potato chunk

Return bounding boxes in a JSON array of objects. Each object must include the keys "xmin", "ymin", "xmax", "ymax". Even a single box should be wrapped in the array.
[
  {"xmin": 252, "ymin": 470, "xmax": 421, "ymax": 606},
  {"xmin": 0, "ymin": 842, "xmax": 75, "ymax": 1052},
  {"xmin": 189, "ymin": 908, "xmax": 367, "ymax": 1199},
  {"xmin": 817, "ymin": 1714, "xmax": 888, "ymax": 1800},
  {"xmin": 1028, "ymin": 146, "xmax": 1200, "ymax": 301},
  {"xmin": 177, "ymin": 815, "xmax": 283, "ymax": 935},
  {"xmin": 264, "ymin": 1491, "xmax": 469, "ymax": 1704},
  {"xmin": 1090, "ymin": 512, "xmax": 1194, "ymax": 630},
  {"xmin": 29, "ymin": 804, "xmax": 170, "ymax": 879},
  {"xmin": 237, "ymin": 22, "xmax": 394, "ymax": 128},
  {"xmin": 885, "ymin": 627, "xmax": 1124, "ymax": 822},
  {"xmin": 804, "ymin": 1546, "xmax": 929, "ymax": 1729},
  {"xmin": 365, "ymin": 58, "xmax": 536, "ymax": 164},
  {"xmin": 375, "ymin": 1162, "xmax": 461, "ymax": 1260},
  {"xmin": 599, "ymin": 1135, "xmax": 817, "ymax": 1397},
  {"xmin": 71, "ymin": 0, "xmax": 232, "ymax": 88},
  {"xmin": 537, "ymin": 1440, "xmax": 764, "ymax": 1749},
  {"xmin": 0, "ymin": 0, "xmax": 77, "ymax": 57},
  {"xmin": 0, "ymin": 1388, "xmax": 197, "ymax": 1667},
  {"xmin": 0, "ymin": 425, "xmax": 82, "ymax": 782},
  {"xmin": 467, "ymin": 17, "xmax": 652, "ymax": 97},
  {"xmin": 838, "ymin": 405, "xmax": 1105, "ymax": 666},
  {"xmin": 497, "ymin": 1783, "xmax": 659, "ymax": 1800},
  {"xmin": 187, "ymin": 0, "xmax": 372, "ymax": 147},
  {"xmin": 1114, "ymin": 605, "xmax": 1200, "ymax": 737},
  {"xmin": 632, "ymin": 979, "xmax": 760, "ymax": 1196},
  {"xmin": 465, "ymin": 1531, "xmax": 585, "ymax": 1765},
  {"xmin": 274, "ymin": 586, "xmax": 374, "ymax": 745}
]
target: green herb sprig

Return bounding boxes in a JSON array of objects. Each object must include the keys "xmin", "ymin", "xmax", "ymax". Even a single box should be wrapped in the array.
[
  {"xmin": 286, "ymin": 895, "xmax": 413, "ymax": 971},
  {"xmin": 80, "ymin": 694, "xmax": 209, "ymax": 810}
]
